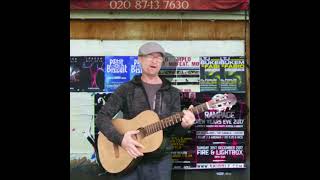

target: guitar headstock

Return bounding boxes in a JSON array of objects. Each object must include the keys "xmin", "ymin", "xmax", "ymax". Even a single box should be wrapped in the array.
[{"xmin": 207, "ymin": 93, "xmax": 237, "ymax": 112}]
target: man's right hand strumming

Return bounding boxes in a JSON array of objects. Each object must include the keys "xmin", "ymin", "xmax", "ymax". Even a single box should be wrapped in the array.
[{"xmin": 121, "ymin": 130, "xmax": 145, "ymax": 159}]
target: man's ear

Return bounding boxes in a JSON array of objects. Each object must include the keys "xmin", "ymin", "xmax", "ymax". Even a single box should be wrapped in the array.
[
  {"xmin": 138, "ymin": 56, "xmax": 142, "ymax": 64},
  {"xmin": 162, "ymin": 56, "xmax": 167, "ymax": 66}
]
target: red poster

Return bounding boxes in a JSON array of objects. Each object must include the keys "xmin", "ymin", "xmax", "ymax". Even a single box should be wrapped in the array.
[{"xmin": 70, "ymin": 0, "xmax": 248, "ymax": 11}]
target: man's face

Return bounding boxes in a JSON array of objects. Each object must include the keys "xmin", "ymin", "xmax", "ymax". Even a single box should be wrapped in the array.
[{"xmin": 138, "ymin": 52, "xmax": 164, "ymax": 77}]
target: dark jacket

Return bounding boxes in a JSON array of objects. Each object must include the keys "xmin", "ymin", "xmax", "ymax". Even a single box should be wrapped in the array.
[{"xmin": 96, "ymin": 75, "xmax": 188, "ymax": 156}]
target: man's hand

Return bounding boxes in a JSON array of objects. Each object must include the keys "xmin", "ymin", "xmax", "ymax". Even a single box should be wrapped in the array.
[
  {"xmin": 181, "ymin": 105, "xmax": 196, "ymax": 129},
  {"xmin": 121, "ymin": 130, "xmax": 144, "ymax": 159}
]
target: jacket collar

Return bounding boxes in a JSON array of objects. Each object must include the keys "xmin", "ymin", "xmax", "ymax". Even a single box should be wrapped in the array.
[{"xmin": 131, "ymin": 75, "xmax": 171, "ymax": 90}]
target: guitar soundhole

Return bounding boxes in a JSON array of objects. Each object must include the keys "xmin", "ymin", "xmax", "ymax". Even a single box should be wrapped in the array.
[{"xmin": 137, "ymin": 127, "xmax": 146, "ymax": 138}]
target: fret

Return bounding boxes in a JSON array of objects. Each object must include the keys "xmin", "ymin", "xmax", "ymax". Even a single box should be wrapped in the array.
[
  {"xmin": 173, "ymin": 115, "xmax": 179, "ymax": 123},
  {"xmin": 153, "ymin": 124, "xmax": 156, "ymax": 133},
  {"xmin": 201, "ymin": 104, "xmax": 205, "ymax": 112},
  {"xmin": 149, "ymin": 125, "xmax": 152, "ymax": 134},
  {"xmin": 190, "ymin": 108, "xmax": 196, "ymax": 114},
  {"xmin": 170, "ymin": 116, "xmax": 175, "ymax": 124},
  {"xmin": 205, "ymin": 102, "xmax": 209, "ymax": 110},
  {"xmin": 197, "ymin": 104, "xmax": 201, "ymax": 112},
  {"xmin": 179, "ymin": 114, "xmax": 182, "ymax": 122},
  {"xmin": 196, "ymin": 106, "xmax": 200, "ymax": 115},
  {"xmin": 145, "ymin": 126, "xmax": 149, "ymax": 135},
  {"xmin": 160, "ymin": 121, "xmax": 164, "ymax": 129},
  {"xmin": 203, "ymin": 103, "xmax": 208, "ymax": 111},
  {"xmin": 162, "ymin": 119, "xmax": 166, "ymax": 128},
  {"xmin": 166, "ymin": 118, "xmax": 170, "ymax": 127},
  {"xmin": 174, "ymin": 114, "xmax": 178, "ymax": 122},
  {"xmin": 154, "ymin": 123, "xmax": 157, "ymax": 132},
  {"xmin": 179, "ymin": 112, "xmax": 184, "ymax": 122},
  {"xmin": 151, "ymin": 124, "xmax": 154, "ymax": 133}
]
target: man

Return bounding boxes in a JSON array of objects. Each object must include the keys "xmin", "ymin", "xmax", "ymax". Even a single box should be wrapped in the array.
[{"xmin": 96, "ymin": 42, "xmax": 195, "ymax": 180}]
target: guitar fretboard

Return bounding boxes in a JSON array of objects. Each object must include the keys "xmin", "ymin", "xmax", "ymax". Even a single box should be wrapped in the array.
[{"xmin": 142, "ymin": 102, "xmax": 209, "ymax": 136}]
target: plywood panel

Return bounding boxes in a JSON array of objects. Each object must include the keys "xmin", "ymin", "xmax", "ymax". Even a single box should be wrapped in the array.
[{"xmin": 70, "ymin": 20, "xmax": 248, "ymax": 40}]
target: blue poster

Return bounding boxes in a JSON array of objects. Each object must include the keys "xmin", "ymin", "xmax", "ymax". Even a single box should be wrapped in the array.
[
  {"xmin": 129, "ymin": 56, "xmax": 142, "ymax": 79},
  {"xmin": 105, "ymin": 56, "xmax": 141, "ymax": 93}
]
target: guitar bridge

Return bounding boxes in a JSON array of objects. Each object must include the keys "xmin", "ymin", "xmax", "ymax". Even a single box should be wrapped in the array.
[{"xmin": 113, "ymin": 143, "xmax": 120, "ymax": 158}]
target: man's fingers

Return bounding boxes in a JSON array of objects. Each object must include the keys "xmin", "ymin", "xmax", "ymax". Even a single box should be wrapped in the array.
[
  {"xmin": 131, "ymin": 141, "xmax": 144, "ymax": 156},
  {"xmin": 132, "ymin": 140, "xmax": 145, "ymax": 149},
  {"xmin": 127, "ymin": 149, "xmax": 136, "ymax": 159},
  {"xmin": 183, "ymin": 110, "xmax": 191, "ymax": 117},
  {"xmin": 127, "ymin": 130, "xmax": 140, "ymax": 135},
  {"xmin": 131, "ymin": 146, "xmax": 144, "ymax": 157},
  {"xmin": 184, "ymin": 110, "xmax": 194, "ymax": 118},
  {"xmin": 182, "ymin": 117, "xmax": 188, "ymax": 125},
  {"xmin": 128, "ymin": 145, "xmax": 143, "ymax": 158}
]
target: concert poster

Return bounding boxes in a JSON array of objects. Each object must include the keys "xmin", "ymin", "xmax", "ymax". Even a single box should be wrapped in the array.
[
  {"xmin": 70, "ymin": 56, "xmax": 105, "ymax": 92},
  {"xmin": 171, "ymin": 92, "xmax": 247, "ymax": 169},
  {"xmin": 160, "ymin": 56, "xmax": 200, "ymax": 92},
  {"xmin": 199, "ymin": 56, "xmax": 221, "ymax": 92},
  {"xmin": 200, "ymin": 56, "xmax": 246, "ymax": 92},
  {"xmin": 219, "ymin": 56, "xmax": 245, "ymax": 92},
  {"xmin": 105, "ymin": 56, "xmax": 141, "ymax": 93}
]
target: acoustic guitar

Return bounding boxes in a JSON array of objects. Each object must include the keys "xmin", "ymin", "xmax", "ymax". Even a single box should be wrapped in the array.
[{"xmin": 97, "ymin": 93, "xmax": 237, "ymax": 174}]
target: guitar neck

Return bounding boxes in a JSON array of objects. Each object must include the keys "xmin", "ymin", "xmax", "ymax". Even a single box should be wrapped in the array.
[{"xmin": 142, "ymin": 102, "xmax": 209, "ymax": 137}]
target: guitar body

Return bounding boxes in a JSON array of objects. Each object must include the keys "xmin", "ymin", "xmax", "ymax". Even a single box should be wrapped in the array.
[{"xmin": 97, "ymin": 110, "xmax": 163, "ymax": 174}]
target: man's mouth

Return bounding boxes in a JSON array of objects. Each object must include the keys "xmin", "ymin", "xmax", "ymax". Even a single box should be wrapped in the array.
[{"xmin": 150, "ymin": 65, "xmax": 157, "ymax": 68}]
